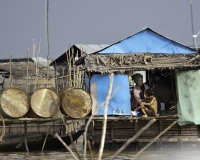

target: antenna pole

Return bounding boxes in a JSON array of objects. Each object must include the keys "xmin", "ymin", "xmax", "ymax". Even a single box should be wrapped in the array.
[
  {"xmin": 46, "ymin": 0, "xmax": 50, "ymax": 87},
  {"xmin": 190, "ymin": 0, "xmax": 195, "ymax": 47}
]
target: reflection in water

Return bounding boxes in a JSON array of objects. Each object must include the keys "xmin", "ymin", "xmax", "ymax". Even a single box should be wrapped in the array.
[{"xmin": 0, "ymin": 136, "xmax": 200, "ymax": 160}]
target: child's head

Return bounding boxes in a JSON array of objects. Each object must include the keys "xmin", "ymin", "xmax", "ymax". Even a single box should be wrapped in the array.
[{"xmin": 145, "ymin": 89, "xmax": 154, "ymax": 97}]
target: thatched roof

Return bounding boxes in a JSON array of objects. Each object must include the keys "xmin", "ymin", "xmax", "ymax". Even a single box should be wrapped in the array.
[{"xmin": 85, "ymin": 53, "xmax": 200, "ymax": 73}]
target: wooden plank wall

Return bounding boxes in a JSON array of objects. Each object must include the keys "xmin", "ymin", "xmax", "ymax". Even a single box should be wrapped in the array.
[{"xmin": 88, "ymin": 118, "xmax": 200, "ymax": 150}]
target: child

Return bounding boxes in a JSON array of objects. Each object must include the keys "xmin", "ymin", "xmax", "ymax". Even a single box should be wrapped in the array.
[{"xmin": 134, "ymin": 89, "xmax": 158, "ymax": 117}]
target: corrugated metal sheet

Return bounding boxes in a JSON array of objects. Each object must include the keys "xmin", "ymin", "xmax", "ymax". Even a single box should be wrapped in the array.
[
  {"xmin": 74, "ymin": 44, "xmax": 109, "ymax": 54},
  {"xmin": 97, "ymin": 28, "xmax": 197, "ymax": 54},
  {"xmin": 50, "ymin": 44, "xmax": 109, "ymax": 65}
]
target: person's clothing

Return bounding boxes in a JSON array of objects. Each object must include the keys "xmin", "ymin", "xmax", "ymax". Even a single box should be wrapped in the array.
[{"xmin": 131, "ymin": 83, "xmax": 149, "ymax": 110}]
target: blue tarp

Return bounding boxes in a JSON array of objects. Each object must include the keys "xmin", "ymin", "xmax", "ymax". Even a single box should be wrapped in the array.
[
  {"xmin": 90, "ymin": 74, "xmax": 131, "ymax": 115},
  {"xmin": 99, "ymin": 28, "xmax": 196, "ymax": 54}
]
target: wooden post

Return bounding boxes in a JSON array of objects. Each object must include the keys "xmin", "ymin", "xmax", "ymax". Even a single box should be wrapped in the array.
[{"xmin": 24, "ymin": 121, "xmax": 29, "ymax": 152}]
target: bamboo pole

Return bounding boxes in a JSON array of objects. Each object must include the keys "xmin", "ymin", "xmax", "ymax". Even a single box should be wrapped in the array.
[
  {"xmin": 54, "ymin": 61, "xmax": 58, "ymax": 93},
  {"xmin": 68, "ymin": 45, "xmax": 72, "ymax": 87},
  {"xmin": 132, "ymin": 120, "xmax": 178, "ymax": 160},
  {"xmin": 72, "ymin": 47, "xmax": 75, "ymax": 87},
  {"xmin": 54, "ymin": 133, "xmax": 79, "ymax": 160},
  {"xmin": 34, "ymin": 40, "xmax": 41, "ymax": 91},
  {"xmin": 98, "ymin": 73, "xmax": 114, "ymax": 160},
  {"xmin": 109, "ymin": 118, "xmax": 156, "ymax": 160},
  {"xmin": 66, "ymin": 48, "xmax": 69, "ymax": 87},
  {"xmin": 62, "ymin": 66, "xmax": 65, "ymax": 88},
  {"xmin": 75, "ymin": 50, "xmax": 79, "ymax": 87},
  {"xmin": 46, "ymin": 0, "xmax": 50, "ymax": 87},
  {"xmin": 26, "ymin": 49, "xmax": 30, "ymax": 93},
  {"xmin": 9, "ymin": 52, "xmax": 12, "ymax": 88}
]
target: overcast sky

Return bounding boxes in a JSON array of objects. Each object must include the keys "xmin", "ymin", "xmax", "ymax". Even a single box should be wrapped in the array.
[{"xmin": 0, "ymin": 0, "xmax": 200, "ymax": 60}]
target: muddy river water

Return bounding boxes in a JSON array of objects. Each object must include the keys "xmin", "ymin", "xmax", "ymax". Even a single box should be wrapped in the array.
[{"xmin": 0, "ymin": 136, "xmax": 200, "ymax": 160}]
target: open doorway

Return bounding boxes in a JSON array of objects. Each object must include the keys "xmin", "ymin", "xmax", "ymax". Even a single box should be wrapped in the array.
[{"xmin": 147, "ymin": 70, "xmax": 177, "ymax": 114}]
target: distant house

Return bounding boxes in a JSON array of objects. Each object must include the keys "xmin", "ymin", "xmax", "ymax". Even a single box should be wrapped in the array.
[{"xmin": 0, "ymin": 57, "xmax": 55, "ymax": 95}]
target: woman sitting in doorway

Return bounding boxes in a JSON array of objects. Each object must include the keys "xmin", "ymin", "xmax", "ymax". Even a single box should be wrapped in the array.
[{"xmin": 131, "ymin": 73, "xmax": 149, "ymax": 111}]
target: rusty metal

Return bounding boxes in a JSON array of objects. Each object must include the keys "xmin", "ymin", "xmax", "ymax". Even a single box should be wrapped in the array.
[
  {"xmin": 0, "ymin": 88, "xmax": 29, "ymax": 118},
  {"xmin": 30, "ymin": 88, "xmax": 60, "ymax": 118},
  {"xmin": 59, "ymin": 87, "xmax": 92, "ymax": 118}
]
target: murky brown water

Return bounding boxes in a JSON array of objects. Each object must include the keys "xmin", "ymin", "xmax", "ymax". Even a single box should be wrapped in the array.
[
  {"xmin": 0, "ymin": 136, "xmax": 200, "ymax": 160},
  {"xmin": 1, "ymin": 150, "xmax": 200, "ymax": 160}
]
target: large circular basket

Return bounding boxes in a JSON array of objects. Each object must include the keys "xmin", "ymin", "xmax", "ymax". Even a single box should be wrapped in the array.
[
  {"xmin": 59, "ymin": 87, "xmax": 92, "ymax": 118},
  {"xmin": 0, "ymin": 88, "xmax": 29, "ymax": 118},
  {"xmin": 30, "ymin": 88, "xmax": 60, "ymax": 118}
]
